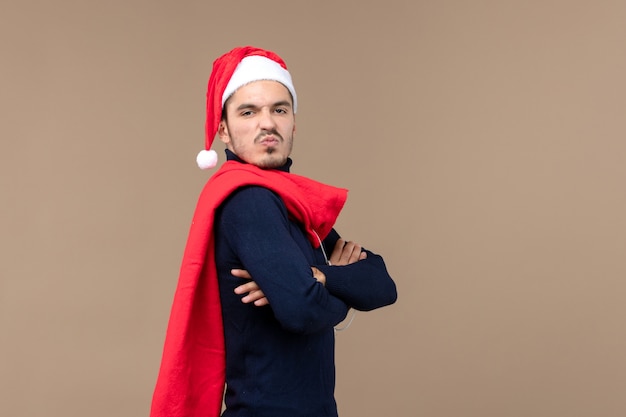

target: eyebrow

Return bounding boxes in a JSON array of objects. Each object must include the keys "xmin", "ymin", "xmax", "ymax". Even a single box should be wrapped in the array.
[
  {"xmin": 235, "ymin": 100, "xmax": 293, "ymax": 111},
  {"xmin": 272, "ymin": 100, "xmax": 292, "ymax": 109}
]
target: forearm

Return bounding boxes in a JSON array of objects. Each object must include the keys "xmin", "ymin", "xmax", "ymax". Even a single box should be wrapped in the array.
[
  {"xmin": 317, "ymin": 250, "xmax": 397, "ymax": 311},
  {"xmin": 246, "ymin": 262, "xmax": 349, "ymax": 333}
]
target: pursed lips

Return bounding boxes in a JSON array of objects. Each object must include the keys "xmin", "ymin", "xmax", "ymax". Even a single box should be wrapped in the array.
[{"xmin": 258, "ymin": 134, "xmax": 281, "ymax": 146}]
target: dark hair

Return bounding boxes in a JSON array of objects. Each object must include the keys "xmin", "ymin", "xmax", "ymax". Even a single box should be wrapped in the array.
[{"xmin": 221, "ymin": 96, "xmax": 231, "ymax": 123}]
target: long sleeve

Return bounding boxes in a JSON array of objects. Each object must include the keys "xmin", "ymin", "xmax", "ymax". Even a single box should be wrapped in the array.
[
  {"xmin": 216, "ymin": 186, "xmax": 349, "ymax": 334},
  {"xmin": 317, "ymin": 229, "xmax": 398, "ymax": 311}
]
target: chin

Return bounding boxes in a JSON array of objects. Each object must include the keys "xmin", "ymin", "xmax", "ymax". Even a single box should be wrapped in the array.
[{"xmin": 257, "ymin": 155, "xmax": 287, "ymax": 169}]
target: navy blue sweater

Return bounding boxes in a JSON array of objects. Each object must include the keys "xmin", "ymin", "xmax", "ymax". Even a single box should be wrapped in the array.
[{"xmin": 214, "ymin": 151, "xmax": 397, "ymax": 417}]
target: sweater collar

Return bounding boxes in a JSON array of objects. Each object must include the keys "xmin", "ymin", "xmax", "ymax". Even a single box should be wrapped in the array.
[{"xmin": 225, "ymin": 149, "xmax": 293, "ymax": 173}]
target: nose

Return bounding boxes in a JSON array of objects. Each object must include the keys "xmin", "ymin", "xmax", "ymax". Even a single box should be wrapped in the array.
[{"xmin": 258, "ymin": 108, "xmax": 277, "ymax": 130}]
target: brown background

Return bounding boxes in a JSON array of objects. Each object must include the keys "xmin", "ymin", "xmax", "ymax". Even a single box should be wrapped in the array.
[{"xmin": 2, "ymin": 1, "xmax": 626, "ymax": 416}]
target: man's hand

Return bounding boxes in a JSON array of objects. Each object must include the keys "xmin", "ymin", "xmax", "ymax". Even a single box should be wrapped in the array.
[
  {"xmin": 232, "ymin": 269, "xmax": 270, "ymax": 306},
  {"xmin": 329, "ymin": 238, "xmax": 367, "ymax": 266},
  {"xmin": 311, "ymin": 266, "xmax": 326, "ymax": 286}
]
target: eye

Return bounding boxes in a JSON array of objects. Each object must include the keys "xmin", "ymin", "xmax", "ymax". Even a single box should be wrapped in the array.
[
  {"xmin": 275, "ymin": 108, "xmax": 287, "ymax": 114},
  {"xmin": 240, "ymin": 110, "xmax": 254, "ymax": 117}
]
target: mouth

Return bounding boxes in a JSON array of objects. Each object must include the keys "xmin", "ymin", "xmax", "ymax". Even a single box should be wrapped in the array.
[{"xmin": 259, "ymin": 135, "xmax": 280, "ymax": 146}]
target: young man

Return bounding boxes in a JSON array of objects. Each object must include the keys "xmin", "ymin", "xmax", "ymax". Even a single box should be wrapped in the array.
[{"xmin": 151, "ymin": 46, "xmax": 397, "ymax": 417}]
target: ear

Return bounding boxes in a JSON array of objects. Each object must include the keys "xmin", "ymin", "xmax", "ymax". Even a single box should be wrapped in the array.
[{"xmin": 217, "ymin": 120, "xmax": 230, "ymax": 145}]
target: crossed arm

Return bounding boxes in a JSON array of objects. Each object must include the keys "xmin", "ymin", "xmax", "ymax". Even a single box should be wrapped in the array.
[{"xmin": 232, "ymin": 238, "xmax": 367, "ymax": 306}]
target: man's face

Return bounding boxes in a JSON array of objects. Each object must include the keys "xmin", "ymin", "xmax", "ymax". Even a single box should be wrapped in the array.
[{"xmin": 218, "ymin": 80, "xmax": 296, "ymax": 169}]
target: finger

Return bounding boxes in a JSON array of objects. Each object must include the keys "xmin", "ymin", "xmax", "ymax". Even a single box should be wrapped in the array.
[
  {"xmin": 234, "ymin": 281, "xmax": 260, "ymax": 295},
  {"xmin": 231, "ymin": 269, "xmax": 252, "ymax": 279},
  {"xmin": 254, "ymin": 297, "xmax": 270, "ymax": 307},
  {"xmin": 359, "ymin": 251, "xmax": 368, "ymax": 261},
  {"xmin": 347, "ymin": 243, "xmax": 363, "ymax": 264},
  {"xmin": 339, "ymin": 241, "xmax": 359, "ymax": 264},
  {"xmin": 329, "ymin": 239, "xmax": 346, "ymax": 264},
  {"xmin": 242, "ymin": 290, "xmax": 267, "ymax": 304}
]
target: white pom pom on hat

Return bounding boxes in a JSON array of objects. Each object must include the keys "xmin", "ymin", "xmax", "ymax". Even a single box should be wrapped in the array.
[
  {"xmin": 198, "ymin": 46, "xmax": 297, "ymax": 170},
  {"xmin": 196, "ymin": 149, "xmax": 218, "ymax": 170}
]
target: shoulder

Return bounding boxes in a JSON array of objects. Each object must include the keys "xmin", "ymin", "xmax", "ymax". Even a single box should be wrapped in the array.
[
  {"xmin": 218, "ymin": 185, "xmax": 287, "ymax": 221},
  {"xmin": 223, "ymin": 185, "xmax": 283, "ymax": 207},
  {"xmin": 215, "ymin": 185, "xmax": 293, "ymax": 244}
]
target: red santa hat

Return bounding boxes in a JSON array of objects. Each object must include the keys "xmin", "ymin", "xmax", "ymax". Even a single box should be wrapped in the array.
[{"xmin": 197, "ymin": 46, "xmax": 298, "ymax": 169}]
